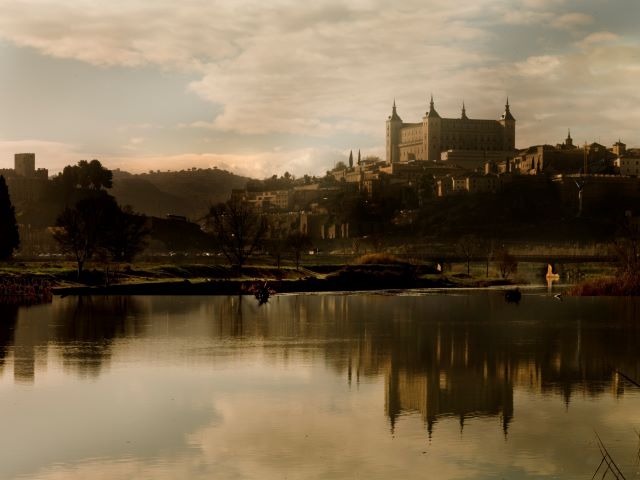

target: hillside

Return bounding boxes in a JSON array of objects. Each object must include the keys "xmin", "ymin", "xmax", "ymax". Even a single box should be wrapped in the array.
[{"xmin": 110, "ymin": 168, "xmax": 252, "ymax": 219}]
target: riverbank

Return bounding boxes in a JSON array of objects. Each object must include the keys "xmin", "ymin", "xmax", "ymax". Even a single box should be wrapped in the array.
[
  {"xmin": 50, "ymin": 264, "xmax": 517, "ymax": 296},
  {"xmin": 568, "ymin": 273, "xmax": 640, "ymax": 296}
]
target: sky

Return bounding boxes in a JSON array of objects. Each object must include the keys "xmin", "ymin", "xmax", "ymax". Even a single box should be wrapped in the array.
[{"xmin": 0, "ymin": 0, "xmax": 639, "ymax": 178}]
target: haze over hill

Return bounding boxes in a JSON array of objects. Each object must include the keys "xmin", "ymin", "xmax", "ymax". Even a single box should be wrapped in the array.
[{"xmin": 110, "ymin": 168, "xmax": 252, "ymax": 219}]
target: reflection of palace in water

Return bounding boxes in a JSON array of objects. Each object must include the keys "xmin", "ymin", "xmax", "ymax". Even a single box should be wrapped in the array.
[
  {"xmin": 1, "ymin": 294, "xmax": 640, "ymax": 437},
  {"xmin": 311, "ymin": 294, "xmax": 640, "ymax": 436}
]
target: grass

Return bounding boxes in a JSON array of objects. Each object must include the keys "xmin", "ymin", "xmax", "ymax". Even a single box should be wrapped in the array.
[
  {"xmin": 568, "ymin": 272, "xmax": 640, "ymax": 296},
  {"xmin": 354, "ymin": 253, "xmax": 412, "ymax": 265}
]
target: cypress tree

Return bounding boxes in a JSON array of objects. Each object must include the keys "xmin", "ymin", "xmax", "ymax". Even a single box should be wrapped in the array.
[{"xmin": 0, "ymin": 176, "xmax": 19, "ymax": 259}]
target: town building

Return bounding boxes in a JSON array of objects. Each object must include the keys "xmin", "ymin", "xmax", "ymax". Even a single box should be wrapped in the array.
[
  {"xmin": 0, "ymin": 153, "xmax": 49, "ymax": 207},
  {"xmin": 231, "ymin": 189, "xmax": 292, "ymax": 211},
  {"xmin": 614, "ymin": 148, "xmax": 640, "ymax": 176}
]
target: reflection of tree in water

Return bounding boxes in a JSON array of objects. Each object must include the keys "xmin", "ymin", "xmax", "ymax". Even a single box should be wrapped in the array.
[
  {"xmin": 52, "ymin": 296, "xmax": 146, "ymax": 378},
  {"xmin": 216, "ymin": 295, "xmax": 244, "ymax": 337},
  {"xmin": 0, "ymin": 304, "xmax": 19, "ymax": 374}
]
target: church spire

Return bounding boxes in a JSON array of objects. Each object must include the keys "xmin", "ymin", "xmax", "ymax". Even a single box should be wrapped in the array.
[
  {"xmin": 389, "ymin": 99, "xmax": 402, "ymax": 121},
  {"xmin": 565, "ymin": 128, "xmax": 574, "ymax": 148},
  {"xmin": 426, "ymin": 94, "xmax": 440, "ymax": 118},
  {"xmin": 502, "ymin": 97, "xmax": 515, "ymax": 121},
  {"xmin": 461, "ymin": 100, "xmax": 468, "ymax": 120}
]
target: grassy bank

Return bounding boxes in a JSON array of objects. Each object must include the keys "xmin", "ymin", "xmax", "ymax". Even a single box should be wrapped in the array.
[
  {"xmin": 2, "ymin": 255, "xmax": 530, "ymax": 296},
  {"xmin": 569, "ymin": 273, "xmax": 640, "ymax": 296}
]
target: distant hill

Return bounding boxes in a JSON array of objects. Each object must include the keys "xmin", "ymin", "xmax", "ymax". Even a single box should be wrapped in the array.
[{"xmin": 110, "ymin": 168, "xmax": 252, "ymax": 219}]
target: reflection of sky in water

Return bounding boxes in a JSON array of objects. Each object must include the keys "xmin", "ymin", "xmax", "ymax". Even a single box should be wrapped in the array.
[{"xmin": 0, "ymin": 294, "xmax": 640, "ymax": 479}]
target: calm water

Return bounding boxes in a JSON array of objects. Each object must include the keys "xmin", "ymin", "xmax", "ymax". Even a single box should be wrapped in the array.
[{"xmin": 1, "ymin": 292, "xmax": 640, "ymax": 479}]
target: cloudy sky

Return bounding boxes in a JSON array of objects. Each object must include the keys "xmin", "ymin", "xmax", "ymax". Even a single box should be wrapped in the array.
[{"xmin": 0, "ymin": 0, "xmax": 638, "ymax": 178}]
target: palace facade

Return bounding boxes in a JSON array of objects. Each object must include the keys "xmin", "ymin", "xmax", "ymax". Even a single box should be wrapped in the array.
[{"xmin": 386, "ymin": 97, "xmax": 516, "ymax": 163}]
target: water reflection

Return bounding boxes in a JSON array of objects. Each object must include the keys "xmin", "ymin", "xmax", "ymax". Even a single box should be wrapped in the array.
[
  {"xmin": 0, "ymin": 304, "xmax": 18, "ymax": 376},
  {"xmin": 4, "ymin": 294, "xmax": 640, "ymax": 433},
  {"xmin": 2, "ymin": 293, "xmax": 640, "ymax": 479}
]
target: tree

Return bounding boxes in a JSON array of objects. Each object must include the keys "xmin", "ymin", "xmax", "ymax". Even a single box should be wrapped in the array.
[
  {"xmin": 0, "ymin": 176, "xmax": 19, "ymax": 260},
  {"xmin": 286, "ymin": 231, "xmax": 312, "ymax": 270},
  {"xmin": 495, "ymin": 247, "xmax": 517, "ymax": 279},
  {"xmin": 86, "ymin": 159, "xmax": 113, "ymax": 190},
  {"xmin": 348, "ymin": 151, "xmax": 354, "ymax": 169},
  {"xmin": 206, "ymin": 199, "xmax": 268, "ymax": 271},
  {"xmin": 53, "ymin": 159, "xmax": 113, "ymax": 192},
  {"xmin": 480, "ymin": 239, "xmax": 495, "ymax": 278},
  {"xmin": 104, "ymin": 206, "xmax": 149, "ymax": 263},
  {"xmin": 267, "ymin": 236, "xmax": 287, "ymax": 270},
  {"xmin": 612, "ymin": 216, "xmax": 640, "ymax": 275},
  {"xmin": 456, "ymin": 235, "xmax": 477, "ymax": 276},
  {"xmin": 53, "ymin": 194, "xmax": 120, "ymax": 278},
  {"xmin": 98, "ymin": 206, "xmax": 149, "ymax": 285}
]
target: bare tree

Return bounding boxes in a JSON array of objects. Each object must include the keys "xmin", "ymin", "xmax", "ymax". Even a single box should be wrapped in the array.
[
  {"xmin": 480, "ymin": 239, "xmax": 495, "ymax": 278},
  {"xmin": 206, "ymin": 199, "xmax": 268, "ymax": 271},
  {"xmin": 286, "ymin": 231, "xmax": 312, "ymax": 270},
  {"xmin": 495, "ymin": 247, "xmax": 518, "ymax": 279},
  {"xmin": 612, "ymin": 216, "xmax": 640, "ymax": 275},
  {"xmin": 456, "ymin": 234, "xmax": 478, "ymax": 276}
]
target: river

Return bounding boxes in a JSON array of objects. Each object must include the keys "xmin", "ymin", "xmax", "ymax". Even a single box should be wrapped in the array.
[{"xmin": 1, "ymin": 292, "xmax": 639, "ymax": 479}]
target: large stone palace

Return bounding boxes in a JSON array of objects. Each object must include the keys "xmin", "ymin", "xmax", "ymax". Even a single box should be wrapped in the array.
[{"xmin": 386, "ymin": 97, "xmax": 516, "ymax": 163}]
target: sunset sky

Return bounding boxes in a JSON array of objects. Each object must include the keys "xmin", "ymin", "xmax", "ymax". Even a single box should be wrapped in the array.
[{"xmin": 1, "ymin": 0, "xmax": 638, "ymax": 178}]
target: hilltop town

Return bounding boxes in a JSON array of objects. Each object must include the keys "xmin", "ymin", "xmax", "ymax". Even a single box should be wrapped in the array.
[{"xmin": 2, "ymin": 98, "xmax": 640, "ymax": 259}]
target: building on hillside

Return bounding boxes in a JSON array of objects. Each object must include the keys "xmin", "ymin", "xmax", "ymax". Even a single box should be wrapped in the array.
[
  {"xmin": 230, "ymin": 189, "xmax": 292, "ymax": 211},
  {"xmin": 291, "ymin": 184, "xmax": 347, "ymax": 211},
  {"xmin": 299, "ymin": 212, "xmax": 349, "ymax": 240},
  {"xmin": 441, "ymin": 149, "xmax": 514, "ymax": 171},
  {"xmin": 611, "ymin": 140, "xmax": 627, "ymax": 156},
  {"xmin": 465, "ymin": 173, "xmax": 499, "ymax": 194},
  {"xmin": 510, "ymin": 138, "xmax": 615, "ymax": 176},
  {"xmin": 386, "ymin": 97, "xmax": 516, "ymax": 164},
  {"xmin": 13, "ymin": 153, "xmax": 48, "ymax": 179},
  {"xmin": 3, "ymin": 153, "xmax": 49, "ymax": 207},
  {"xmin": 615, "ymin": 149, "xmax": 640, "ymax": 176},
  {"xmin": 15, "ymin": 153, "xmax": 35, "ymax": 177},
  {"xmin": 436, "ymin": 172, "xmax": 510, "ymax": 197},
  {"xmin": 555, "ymin": 129, "xmax": 578, "ymax": 151},
  {"xmin": 378, "ymin": 160, "xmax": 464, "ymax": 179}
]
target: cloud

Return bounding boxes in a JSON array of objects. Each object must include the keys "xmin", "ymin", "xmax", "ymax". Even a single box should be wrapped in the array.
[
  {"xmin": 514, "ymin": 55, "xmax": 562, "ymax": 78},
  {"xmin": 576, "ymin": 31, "xmax": 619, "ymax": 48},
  {"xmin": 502, "ymin": 10, "xmax": 552, "ymax": 25},
  {"xmin": 551, "ymin": 12, "xmax": 593, "ymax": 30},
  {"xmin": 0, "ymin": 0, "xmax": 494, "ymax": 139}
]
